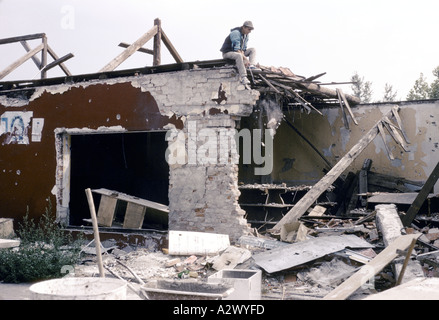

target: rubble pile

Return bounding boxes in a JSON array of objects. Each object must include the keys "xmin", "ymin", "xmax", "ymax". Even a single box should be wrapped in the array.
[{"xmin": 73, "ymin": 203, "xmax": 439, "ymax": 300}]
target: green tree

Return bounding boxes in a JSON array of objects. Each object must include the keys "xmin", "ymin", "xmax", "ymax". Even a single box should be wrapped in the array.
[
  {"xmin": 351, "ymin": 72, "xmax": 373, "ymax": 103},
  {"xmin": 382, "ymin": 83, "xmax": 398, "ymax": 102},
  {"xmin": 407, "ymin": 73, "xmax": 430, "ymax": 100},
  {"xmin": 429, "ymin": 66, "xmax": 439, "ymax": 99}
]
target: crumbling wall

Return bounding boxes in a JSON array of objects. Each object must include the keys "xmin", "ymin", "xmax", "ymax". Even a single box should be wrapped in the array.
[
  {"xmin": 272, "ymin": 101, "xmax": 439, "ymax": 192},
  {"xmin": 167, "ymin": 115, "xmax": 251, "ymax": 241},
  {"xmin": 129, "ymin": 68, "xmax": 260, "ymax": 241},
  {"xmin": 0, "ymin": 66, "xmax": 260, "ymax": 241}
]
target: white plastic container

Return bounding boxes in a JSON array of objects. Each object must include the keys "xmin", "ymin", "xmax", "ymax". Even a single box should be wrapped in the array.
[
  {"xmin": 208, "ymin": 269, "xmax": 261, "ymax": 300},
  {"xmin": 29, "ymin": 277, "xmax": 127, "ymax": 300}
]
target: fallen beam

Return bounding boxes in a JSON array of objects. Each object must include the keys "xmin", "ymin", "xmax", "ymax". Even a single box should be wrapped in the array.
[
  {"xmin": 270, "ymin": 106, "xmax": 401, "ymax": 234},
  {"xmin": 402, "ymin": 160, "xmax": 439, "ymax": 227},
  {"xmin": 323, "ymin": 234, "xmax": 421, "ymax": 300}
]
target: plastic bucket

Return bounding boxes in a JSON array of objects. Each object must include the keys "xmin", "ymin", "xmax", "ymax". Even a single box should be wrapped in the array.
[{"xmin": 29, "ymin": 277, "xmax": 127, "ymax": 300}]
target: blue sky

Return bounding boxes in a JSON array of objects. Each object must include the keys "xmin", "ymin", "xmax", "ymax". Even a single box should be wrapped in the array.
[{"xmin": 1, "ymin": 0, "xmax": 439, "ymax": 101}]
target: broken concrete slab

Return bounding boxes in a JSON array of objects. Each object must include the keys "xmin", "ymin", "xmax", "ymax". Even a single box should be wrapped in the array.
[
  {"xmin": 376, "ymin": 204, "xmax": 425, "ymax": 283},
  {"xmin": 253, "ymin": 235, "xmax": 374, "ymax": 274},
  {"xmin": 0, "ymin": 239, "xmax": 20, "ymax": 249},
  {"xmin": 376, "ymin": 204, "xmax": 405, "ymax": 247},
  {"xmin": 212, "ymin": 246, "xmax": 252, "ymax": 271},
  {"xmin": 168, "ymin": 230, "xmax": 230, "ymax": 255},
  {"xmin": 0, "ymin": 218, "xmax": 15, "ymax": 239}
]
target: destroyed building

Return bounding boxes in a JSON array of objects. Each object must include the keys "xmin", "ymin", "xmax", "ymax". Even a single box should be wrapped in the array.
[
  {"xmin": 2, "ymin": 20, "xmax": 439, "ymax": 301},
  {"xmin": 0, "ymin": 25, "xmax": 439, "ymax": 244}
]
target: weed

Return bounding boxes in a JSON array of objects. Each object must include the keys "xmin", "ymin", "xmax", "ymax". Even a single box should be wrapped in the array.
[{"xmin": 0, "ymin": 199, "xmax": 84, "ymax": 283}]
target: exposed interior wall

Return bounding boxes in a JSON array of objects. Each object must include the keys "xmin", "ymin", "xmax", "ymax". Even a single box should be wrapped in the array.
[{"xmin": 267, "ymin": 100, "xmax": 439, "ymax": 192}]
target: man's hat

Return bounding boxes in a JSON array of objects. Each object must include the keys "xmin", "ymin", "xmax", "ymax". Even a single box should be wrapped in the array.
[{"xmin": 243, "ymin": 21, "xmax": 254, "ymax": 30}]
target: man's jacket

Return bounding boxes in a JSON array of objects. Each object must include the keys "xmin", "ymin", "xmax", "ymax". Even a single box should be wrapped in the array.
[{"xmin": 220, "ymin": 27, "xmax": 249, "ymax": 53}]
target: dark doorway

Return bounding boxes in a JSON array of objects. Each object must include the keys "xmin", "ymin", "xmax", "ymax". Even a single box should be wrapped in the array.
[{"xmin": 68, "ymin": 131, "xmax": 169, "ymax": 229}]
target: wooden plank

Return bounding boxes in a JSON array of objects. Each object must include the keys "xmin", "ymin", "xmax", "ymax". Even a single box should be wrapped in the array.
[
  {"xmin": 259, "ymin": 74, "xmax": 281, "ymax": 93},
  {"xmin": 118, "ymin": 42, "xmax": 154, "ymax": 55},
  {"xmin": 367, "ymin": 171, "xmax": 423, "ymax": 193},
  {"xmin": 270, "ymin": 106, "xmax": 400, "ymax": 234},
  {"xmin": 368, "ymin": 192, "xmax": 438, "ymax": 205},
  {"xmin": 99, "ymin": 25, "xmax": 158, "ymax": 72},
  {"xmin": 392, "ymin": 107, "xmax": 410, "ymax": 144},
  {"xmin": 309, "ymin": 205, "xmax": 327, "ymax": 216},
  {"xmin": 359, "ymin": 159, "xmax": 372, "ymax": 207},
  {"xmin": 337, "ymin": 88, "xmax": 350, "ymax": 129},
  {"xmin": 47, "ymin": 45, "xmax": 73, "ymax": 76},
  {"xmin": 337, "ymin": 88, "xmax": 358, "ymax": 125},
  {"xmin": 378, "ymin": 121, "xmax": 395, "ymax": 160},
  {"xmin": 382, "ymin": 116, "xmax": 409, "ymax": 151},
  {"xmin": 323, "ymin": 234, "xmax": 421, "ymax": 300},
  {"xmin": 296, "ymin": 79, "xmax": 361, "ymax": 105},
  {"xmin": 96, "ymin": 195, "xmax": 117, "ymax": 227},
  {"xmin": 92, "ymin": 188, "xmax": 169, "ymax": 213},
  {"xmin": 304, "ymin": 72, "xmax": 326, "ymax": 82},
  {"xmin": 0, "ymin": 42, "xmax": 44, "ymax": 80},
  {"xmin": 0, "ymin": 33, "xmax": 45, "ymax": 45},
  {"xmin": 402, "ymin": 160, "xmax": 439, "ymax": 227},
  {"xmin": 85, "ymin": 188, "xmax": 105, "ymax": 277},
  {"xmin": 153, "ymin": 18, "xmax": 161, "ymax": 66},
  {"xmin": 42, "ymin": 53, "xmax": 74, "ymax": 72},
  {"xmin": 160, "ymin": 32, "xmax": 184, "ymax": 59},
  {"xmin": 123, "ymin": 202, "xmax": 146, "ymax": 229},
  {"xmin": 20, "ymin": 40, "xmax": 41, "ymax": 68},
  {"xmin": 41, "ymin": 35, "xmax": 48, "ymax": 79},
  {"xmin": 395, "ymin": 238, "xmax": 417, "ymax": 286}
]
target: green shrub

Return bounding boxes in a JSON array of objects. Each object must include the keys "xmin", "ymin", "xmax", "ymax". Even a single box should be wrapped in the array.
[{"xmin": 0, "ymin": 201, "xmax": 84, "ymax": 283}]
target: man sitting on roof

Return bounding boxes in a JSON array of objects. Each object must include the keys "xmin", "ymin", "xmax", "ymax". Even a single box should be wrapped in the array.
[{"xmin": 220, "ymin": 21, "xmax": 259, "ymax": 86}]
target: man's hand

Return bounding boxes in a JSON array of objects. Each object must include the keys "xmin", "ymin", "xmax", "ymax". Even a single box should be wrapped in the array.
[{"xmin": 243, "ymin": 56, "xmax": 250, "ymax": 67}]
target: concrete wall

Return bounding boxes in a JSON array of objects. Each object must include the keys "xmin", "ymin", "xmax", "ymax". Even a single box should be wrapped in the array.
[{"xmin": 270, "ymin": 100, "xmax": 439, "ymax": 192}]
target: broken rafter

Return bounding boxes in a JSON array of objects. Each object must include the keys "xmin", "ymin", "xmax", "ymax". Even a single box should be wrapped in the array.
[
  {"xmin": 377, "ymin": 109, "xmax": 411, "ymax": 160},
  {"xmin": 0, "ymin": 33, "xmax": 73, "ymax": 79},
  {"xmin": 0, "ymin": 43, "xmax": 45, "ymax": 80},
  {"xmin": 337, "ymin": 88, "xmax": 358, "ymax": 125},
  {"xmin": 100, "ymin": 25, "xmax": 158, "ymax": 72},
  {"xmin": 270, "ymin": 105, "xmax": 404, "ymax": 234},
  {"xmin": 102, "ymin": 18, "xmax": 183, "ymax": 72},
  {"xmin": 262, "ymin": 76, "xmax": 322, "ymax": 115},
  {"xmin": 251, "ymin": 66, "xmax": 361, "ymax": 107},
  {"xmin": 161, "ymin": 29, "xmax": 183, "ymax": 64}
]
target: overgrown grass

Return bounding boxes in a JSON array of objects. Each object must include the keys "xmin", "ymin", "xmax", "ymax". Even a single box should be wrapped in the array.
[{"xmin": 0, "ymin": 200, "xmax": 84, "ymax": 283}]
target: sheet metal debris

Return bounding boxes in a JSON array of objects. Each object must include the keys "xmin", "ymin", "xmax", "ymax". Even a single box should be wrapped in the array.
[{"xmin": 253, "ymin": 235, "xmax": 374, "ymax": 274}]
